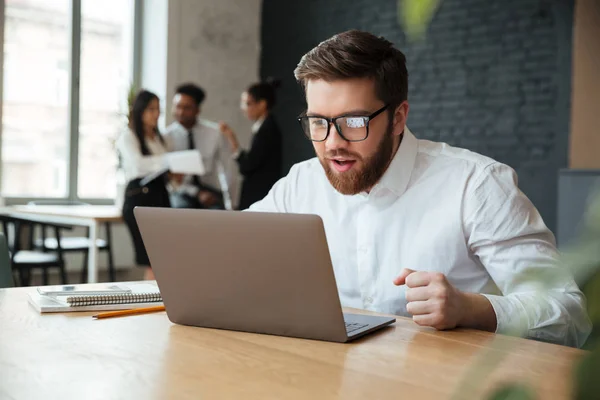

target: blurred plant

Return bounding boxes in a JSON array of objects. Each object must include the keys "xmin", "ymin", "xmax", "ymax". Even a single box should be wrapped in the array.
[
  {"xmin": 461, "ymin": 193, "xmax": 600, "ymax": 400},
  {"xmin": 112, "ymin": 82, "xmax": 137, "ymax": 172},
  {"xmin": 564, "ymin": 193, "xmax": 600, "ymax": 400},
  {"xmin": 398, "ymin": 0, "xmax": 442, "ymax": 41},
  {"xmin": 396, "ymin": 1, "xmax": 599, "ymax": 399},
  {"xmin": 124, "ymin": 81, "xmax": 137, "ymax": 126}
]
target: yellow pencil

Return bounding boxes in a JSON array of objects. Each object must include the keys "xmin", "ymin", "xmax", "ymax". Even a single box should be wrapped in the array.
[{"xmin": 92, "ymin": 305, "xmax": 166, "ymax": 319}]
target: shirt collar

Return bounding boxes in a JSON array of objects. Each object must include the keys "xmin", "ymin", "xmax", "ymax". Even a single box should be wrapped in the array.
[
  {"xmin": 252, "ymin": 116, "xmax": 266, "ymax": 134},
  {"xmin": 172, "ymin": 120, "xmax": 192, "ymax": 132},
  {"xmin": 370, "ymin": 126, "xmax": 418, "ymax": 197}
]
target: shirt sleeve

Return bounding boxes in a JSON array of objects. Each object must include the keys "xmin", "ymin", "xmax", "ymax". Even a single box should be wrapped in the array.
[
  {"xmin": 163, "ymin": 125, "xmax": 184, "ymax": 152},
  {"xmin": 464, "ymin": 162, "xmax": 592, "ymax": 348},
  {"xmin": 216, "ymin": 134, "xmax": 240, "ymax": 204},
  {"xmin": 116, "ymin": 131, "xmax": 167, "ymax": 179}
]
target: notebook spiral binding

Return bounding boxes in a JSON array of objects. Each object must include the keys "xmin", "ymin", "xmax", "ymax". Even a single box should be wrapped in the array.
[{"xmin": 66, "ymin": 292, "xmax": 162, "ymax": 307}]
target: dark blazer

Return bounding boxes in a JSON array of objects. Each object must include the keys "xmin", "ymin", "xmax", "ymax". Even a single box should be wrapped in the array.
[{"xmin": 236, "ymin": 114, "xmax": 282, "ymax": 209}]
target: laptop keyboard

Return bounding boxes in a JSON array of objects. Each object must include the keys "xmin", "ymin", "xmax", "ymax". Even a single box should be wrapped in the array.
[{"xmin": 345, "ymin": 322, "xmax": 369, "ymax": 334}]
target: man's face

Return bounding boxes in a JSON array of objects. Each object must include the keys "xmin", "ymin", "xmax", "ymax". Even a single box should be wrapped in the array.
[
  {"xmin": 305, "ymin": 78, "xmax": 408, "ymax": 195},
  {"xmin": 172, "ymin": 93, "xmax": 199, "ymax": 128}
]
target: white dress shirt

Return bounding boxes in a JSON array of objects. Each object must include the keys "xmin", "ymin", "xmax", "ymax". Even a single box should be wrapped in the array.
[
  {"xmin": 251, "ymin": 116, "xmax": 266, "ymax": 135},
  {"xmin": 232, "ymin": 116, "xmax": 266, "ymax": 161},
  {"xmin": 115, "ymin": 129, "xmax": 169, "ymax": 182},
  {"xmin": 164, "ymin": 119, "xmax": 237, "ymax": 207},
  {"xmin": 249, "ymin": 128, "xmax": 592, "ymax": 347}
]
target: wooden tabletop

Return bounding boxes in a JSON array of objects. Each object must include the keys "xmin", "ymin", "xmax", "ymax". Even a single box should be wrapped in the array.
[
  {"xmin": 0, "ymin": 284, "xmax": 584, "ymax": 399},
  {"xmin": 2, "ymin": 205, "xmax": 122, "ymax": 223}
]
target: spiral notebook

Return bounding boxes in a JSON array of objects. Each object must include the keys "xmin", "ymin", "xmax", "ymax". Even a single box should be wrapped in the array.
[{"xmin": 28, "ymin": 283, "xmax": 163, "ymax": 313}]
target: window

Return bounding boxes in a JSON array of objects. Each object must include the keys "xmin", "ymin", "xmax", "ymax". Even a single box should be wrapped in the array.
[
  {"xmin": 2, "ymin": 0, "xmax": 70, "ymax": 198},
  {"xmin": 78, "ymin": 0, "xmax": 134, "ymax": 199},
  {"xmin": 1, "ymin": 0, "xmax": 136, "ymax": 201}
]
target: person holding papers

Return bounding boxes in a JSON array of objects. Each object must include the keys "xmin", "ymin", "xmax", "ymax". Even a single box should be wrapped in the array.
[
  {"xmin": 116, "ymin": 90, "xmax": 172, "ymax": 280},
  {"xmin": 219, "ymin": 78, "xmax": 283, "ymax": 210},
  {"xmin": 247, "ymin": 30, "xmax": 592, "ymax": 347},
  {"xmin": 164, "ymin": 83, "xmax": 235, "ymax": 210}
]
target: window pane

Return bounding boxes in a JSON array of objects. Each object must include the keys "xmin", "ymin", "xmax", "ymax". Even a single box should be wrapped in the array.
[
  {"xmin": 1, "ymin": 0, "xmax": 70, "ymax": 197},
  {"xmin": 78, "ymin": 0, "xmax": 134, "ymax": 199}
]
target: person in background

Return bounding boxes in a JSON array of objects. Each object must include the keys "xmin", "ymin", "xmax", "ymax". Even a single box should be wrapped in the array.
[
  {"xmin": 116, "ymin": 90, "xmax": 172, "ymax": 280},
  {"xmin": 164, "ymin": 83, "xmax": 235, "ymax": 210},
  {"xmin": 219, "ymin": 78, "xmax": 283, "ymax": 210}
]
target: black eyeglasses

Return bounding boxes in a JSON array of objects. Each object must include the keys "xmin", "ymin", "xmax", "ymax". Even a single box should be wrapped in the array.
[{"xmin": 297, "ymin": 104, "xmax": 389, "ymax": 142}]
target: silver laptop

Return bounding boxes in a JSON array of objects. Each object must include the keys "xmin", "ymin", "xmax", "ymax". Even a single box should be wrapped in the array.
[{"xmin": 134, "ymin": 207, "xmax": 395, "ymax": 342}]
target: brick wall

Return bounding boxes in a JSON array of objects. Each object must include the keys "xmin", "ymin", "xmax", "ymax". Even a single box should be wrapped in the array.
[{"xmin": 260, "ymin": 0, "xmax": 574, "ymax": 232}]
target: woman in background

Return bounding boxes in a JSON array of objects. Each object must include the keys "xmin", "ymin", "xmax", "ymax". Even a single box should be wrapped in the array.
[
  {"xmin": 219, "ymin": 78, "xmax": 283, "ymax": 209},
  {"xmin": 116, "ymin": 90, "xmax": 172, "ymax": 280}
]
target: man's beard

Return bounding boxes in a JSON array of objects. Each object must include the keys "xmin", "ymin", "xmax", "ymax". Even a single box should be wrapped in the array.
[
  {"xmin": 179, "ymin": 117, "xmax": 196, "ymax": 128},
  {"xmin": 318, "ymin": 122, "xmax": 395, "ymax": 195}
]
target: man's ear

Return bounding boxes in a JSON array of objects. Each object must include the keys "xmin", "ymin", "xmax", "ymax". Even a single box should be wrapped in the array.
[{"xmin": 392, "ymin": 101, "xmax": 409, "ymax": 136}]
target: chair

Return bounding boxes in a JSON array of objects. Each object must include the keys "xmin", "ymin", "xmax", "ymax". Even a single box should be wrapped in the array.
[
  {"xmin": 0, "ymin": 215, "xmax": 70, "ymax": 286},
  {"xmin": 0, "ymin": 233, "xmax": 14, "ymax": 288},
  {"xmin": 28, "ymin": 201, "xmax": 116, "ymax": 282}
]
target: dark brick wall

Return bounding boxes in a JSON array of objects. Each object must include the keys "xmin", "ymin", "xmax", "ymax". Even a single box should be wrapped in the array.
[{"xmin": 260, "ymin": 0, "xmax": 574, "ymax": 233}]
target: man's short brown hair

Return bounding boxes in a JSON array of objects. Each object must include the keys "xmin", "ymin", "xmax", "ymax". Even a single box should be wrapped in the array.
[{"xmin": 294, "ymin": 30, "xmax": 409, "ymax": 108}]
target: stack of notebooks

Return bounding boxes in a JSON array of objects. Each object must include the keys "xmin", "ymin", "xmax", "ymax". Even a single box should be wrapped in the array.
[{"xmin": 28, "ymin": 283, "xmax": 163, "ymax": 313}]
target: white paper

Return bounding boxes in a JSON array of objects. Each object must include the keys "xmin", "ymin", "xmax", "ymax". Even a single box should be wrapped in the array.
[
  {"xmin": 165, "ymin": 150, "xmax": 205, "ymax": 175},
  {"xmin": 200, "ymin": 119, "xmax": 220, "ymax": 130}
]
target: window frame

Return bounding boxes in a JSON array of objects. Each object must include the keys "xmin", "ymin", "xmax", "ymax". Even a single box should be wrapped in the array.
[{"xmin": 1, "ymin": 0, "xmax": 141, "ymax": 206}]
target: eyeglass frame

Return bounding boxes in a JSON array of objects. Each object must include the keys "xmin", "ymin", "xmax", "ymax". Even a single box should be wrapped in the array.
[{"xmin": 297, "ymin": 104, "xmax": 390, "ymax": 142}]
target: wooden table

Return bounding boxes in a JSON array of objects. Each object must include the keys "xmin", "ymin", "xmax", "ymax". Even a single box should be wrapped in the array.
[
  {"xmin": 0, "ymin": 205, "xmax": 122, "ymax": 283},
  {"xmin": 0, "ymin": 284, "xmax": 585, "ymax": 400}
]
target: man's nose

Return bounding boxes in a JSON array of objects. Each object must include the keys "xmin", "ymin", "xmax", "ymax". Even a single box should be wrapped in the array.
[{"xmin": 324, "ymin": 123, "xmax": 348, "ymax": 152}]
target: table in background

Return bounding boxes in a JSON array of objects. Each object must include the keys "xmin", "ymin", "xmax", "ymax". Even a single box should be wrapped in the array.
[
  {"xmin": 0, "ymin": 283, "xmax": 584, "ymax": 399},
  {"xmin": 0, "ymin": 205, "xmax": 122, "ymax": 283}
]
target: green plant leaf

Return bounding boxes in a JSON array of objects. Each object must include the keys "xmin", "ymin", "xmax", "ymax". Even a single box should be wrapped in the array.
[
  {"xmin": 574, "ymin": 347, "xmax": 600, "ymax": 400},
  {"xmin": 398, "ymin": 0, "xmax": 442, "ymax": 41},
  {"xmin": 487, "ymin": 384, "xmax": 535, "ymax": 400},
  {"xmin": 127, "ymin": 82, "xmax": 137, "ymax": 111},
  {"xmin": 583, "ymin": 272, "xmax": 600, "ymax": 332},
  {"xmin": 125, "ymin": 82, "xmax": 137, "ymax": 125}
]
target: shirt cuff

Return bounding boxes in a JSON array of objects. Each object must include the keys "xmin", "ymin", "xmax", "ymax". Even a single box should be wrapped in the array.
[
  {"xmin": 183, "ymin": 184, "xmax": 199, "ymax": 197},
  {"xmin": 480, "ymin": 293, "xmax": 530, "ymax": 336},
  {"xmin": 171, "ymin": 183, "xmax": 199, "ymax": 197}
]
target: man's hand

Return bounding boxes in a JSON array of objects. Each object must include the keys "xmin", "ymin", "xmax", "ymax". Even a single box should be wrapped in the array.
[
  {"xmin": 393, "ymin": 268, "xmax": 497, "ymax": 332},
  {"xmin": 169, "ymin": 173, "xmax": 185, "ymax": 185},
  {"xmin": 393, "ymin": 269, "xmax": 466, "ymax": 330},
  {"xmin": 198, "ymin": 190, "xmax": 218, "ymax": 207}
]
